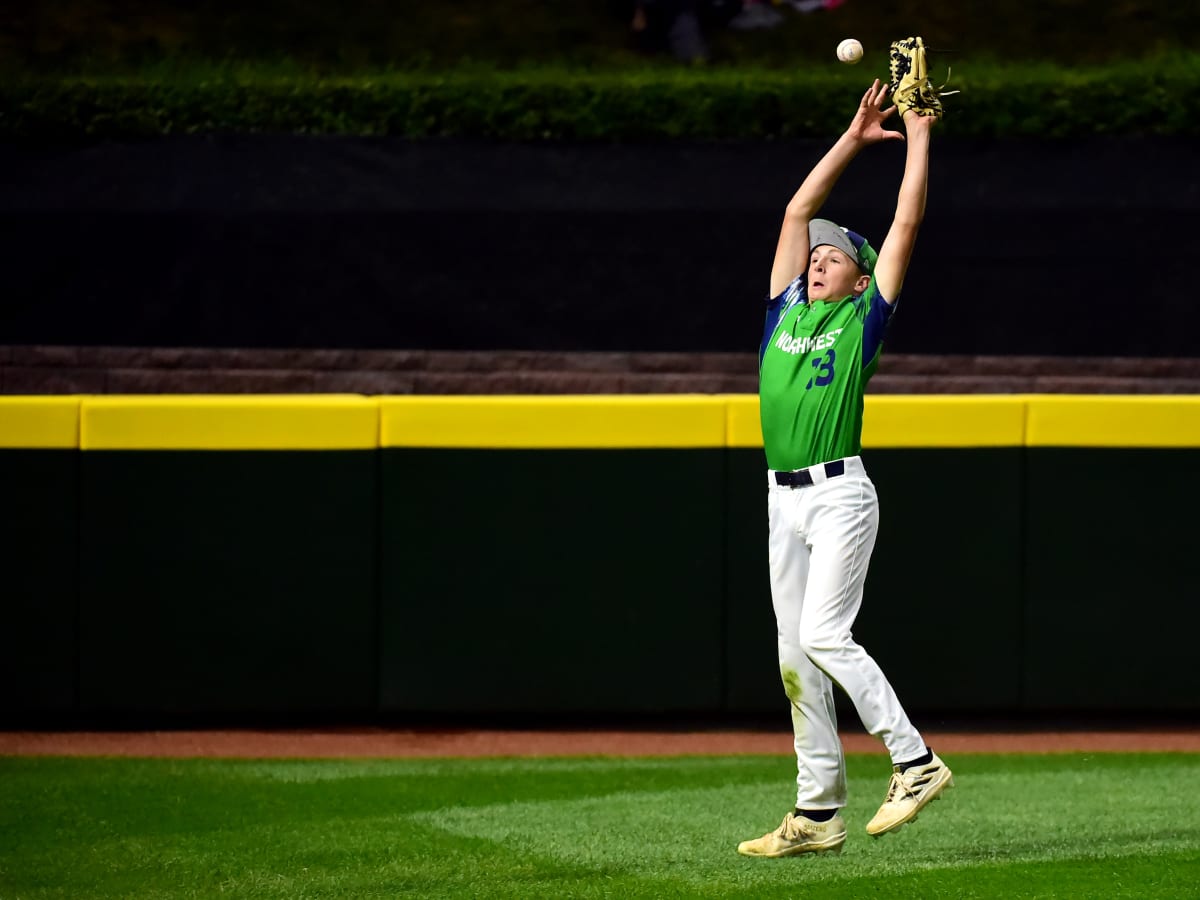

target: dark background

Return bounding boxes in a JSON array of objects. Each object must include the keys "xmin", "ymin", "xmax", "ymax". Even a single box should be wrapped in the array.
[
  {"xmin": 3, "ymin": 135, "xmax": 1195, "ymax": 356},
  {"xmin": 5, "ymin": 1, "xmax": 1198, "ymax": 69},
  {"xmin": 5, "ymin": 1, "xmax": 1198, "ymax": 358},
  {"xmin": 3, "ymin": 2, "xmax": 1198, "ymax": 728}
]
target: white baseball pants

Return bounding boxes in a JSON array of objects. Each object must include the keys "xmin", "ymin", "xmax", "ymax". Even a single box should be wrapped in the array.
[{"xmin": 766, "ymin": 455, "xmax": 926, "ymax": 810}]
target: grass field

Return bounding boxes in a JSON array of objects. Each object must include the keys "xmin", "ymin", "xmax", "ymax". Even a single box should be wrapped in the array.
[{"xmin": 2, "ymin": 751, "xmax": 1199, "ymax": 898}]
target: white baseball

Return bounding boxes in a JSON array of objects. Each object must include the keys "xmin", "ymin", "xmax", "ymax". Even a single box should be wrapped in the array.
[{"xmin": 836, "ymin": 38, "xmax": 863, "ymax": 64}]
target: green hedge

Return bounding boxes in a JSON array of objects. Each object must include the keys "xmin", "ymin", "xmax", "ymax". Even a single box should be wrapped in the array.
[{"xmin": 4, "ymin": 59, "xmax": 1199, "ymax": 141}]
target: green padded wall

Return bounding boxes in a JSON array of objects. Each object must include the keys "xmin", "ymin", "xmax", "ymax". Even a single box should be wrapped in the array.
[
  {"xmin": 724, "ymin": 448, "xmax": 1025, "ymax": 716},
  {"xmin": 379, "ymin": 448, "xmax": 726, "ymax": 714},
  {"xmin": 0, "ymin": 450, "xmax": 79, "ymax": 713},
  {"xmin": 722, "ymin": 448, "xmax": 778, "ymax": 714},
  {"xmin": 78, "ymin": 451, "xmax": 378, "ymax": 716},
  {"xmin": 1023, "ymin": 448, "xmax": 1200, "ymax": 710},
  {"xmin": 2, "ymin": 394, "xmax": 1195, "ymax": 721},
  {"xmin": 858, "ymin": 449, "xmax": 1024, "ymax": 711}
]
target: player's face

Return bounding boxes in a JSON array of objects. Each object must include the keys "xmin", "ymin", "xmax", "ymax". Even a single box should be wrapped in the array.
[{"xmin": 807, "ymin": 245, "xmax": 868, "ymax": 301}]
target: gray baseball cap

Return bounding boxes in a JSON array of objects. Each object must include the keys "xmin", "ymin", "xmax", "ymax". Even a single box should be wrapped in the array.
[{"xmin": 809, "ymin": 218, "xmax": 871, "ymax": 273}]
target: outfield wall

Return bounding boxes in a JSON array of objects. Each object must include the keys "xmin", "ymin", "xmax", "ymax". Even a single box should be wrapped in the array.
[{"xmin": 2, "ymin": 395, "xmax": 1197, "ymax": 720}]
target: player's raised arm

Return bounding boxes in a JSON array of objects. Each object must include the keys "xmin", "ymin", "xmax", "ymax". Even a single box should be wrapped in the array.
[
  {"xmin": 871, "ymin": 110, "xmax": 935, "ymax": 305},
  {"xmin": 768, "ymin": 79, "xmax": 902, "ymax": 299}
]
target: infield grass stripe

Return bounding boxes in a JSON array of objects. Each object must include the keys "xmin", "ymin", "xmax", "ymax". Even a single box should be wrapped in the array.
[
  {"xmin": 1, "ymin": 753, "xmax": 1197, "ymax": 899},
  {"xmin": 414, "ymin": 764, "xmax": 1200, "ymax": 887}
]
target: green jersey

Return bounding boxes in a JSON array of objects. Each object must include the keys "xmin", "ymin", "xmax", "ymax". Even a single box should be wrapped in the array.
[{"xmin": 758, "ymin": 275, "xmax": 895, "ymax": 471}]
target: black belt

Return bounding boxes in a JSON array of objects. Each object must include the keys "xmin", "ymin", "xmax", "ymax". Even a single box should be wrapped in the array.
[{"xmin": 774, "ymin": 459, "xmax": 845, "ymax": 488}]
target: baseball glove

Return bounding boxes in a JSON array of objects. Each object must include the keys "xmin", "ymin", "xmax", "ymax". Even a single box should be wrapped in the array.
[{"xmin": 889, "ymin": 36, "xmax": 957, "ymax": 119}]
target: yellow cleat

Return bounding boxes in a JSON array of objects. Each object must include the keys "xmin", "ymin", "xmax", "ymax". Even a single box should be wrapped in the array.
[
  {"xmin": 866, "ymin": 751, "xmax": 955, "ymax": 837},
  {"xmin": 737, "ymin": 811, "xmax": 846, "ymax": 858}
]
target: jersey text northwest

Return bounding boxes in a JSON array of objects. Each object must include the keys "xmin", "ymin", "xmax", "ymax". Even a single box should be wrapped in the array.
[{"xmin": 774, "ymin": 328, "xmax": 844, "ymax": 356}]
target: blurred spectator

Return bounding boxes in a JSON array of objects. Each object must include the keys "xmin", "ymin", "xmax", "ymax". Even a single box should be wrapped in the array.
[
  {"xmin": 630, "ymin": 0, "xmax": 741, "ymax": 63},
  {"xmin": 728, "ymin": 0, "xmax": 783, "ymax": 30},
  {"xmin": 628, "ymin": 0, "xmax": 849, "ymax": 62},
  {"xmin": 784, "ymin": 0, "xmax": 847, "ymax": 10}
]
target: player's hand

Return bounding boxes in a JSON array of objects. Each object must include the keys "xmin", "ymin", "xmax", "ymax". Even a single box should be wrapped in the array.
[
  {"xmin": 845, "ymin": 79, "xmax": 904, "ymax": 145},
  {"xmin": 902, "ymin": 108, "xmax": 938, "ymax": 131}
]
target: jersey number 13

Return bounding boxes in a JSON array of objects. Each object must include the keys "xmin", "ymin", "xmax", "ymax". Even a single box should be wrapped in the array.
[{"xmin": 805, "ymin": 350, "xmax": 836, "ymax": 390}]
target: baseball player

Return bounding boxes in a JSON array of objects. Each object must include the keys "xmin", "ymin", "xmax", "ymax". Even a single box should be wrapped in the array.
[{"xmin": 737, "ymin": 74, "xmax": 953, "ymax": 859}]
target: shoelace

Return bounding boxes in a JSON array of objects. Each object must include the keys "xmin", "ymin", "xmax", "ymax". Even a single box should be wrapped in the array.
[
  {"xmin": 935, "ymin": 67, "xmax": 961, "ymax": 99},
  {"xmin": 920, "ymin": 42, "xmax": 962, "ymax": 99},
  {"xmin": 778, "ymin": 813, "xmax": 817, "ymax": 840},
  {"xmin": 887, "ymin": 763, "xmax": 942, "ymax": 803},
  {"xmin": 885, "ymin": 770, "xmax": 920, "ymax": 803},
  {"xmin": 910, "ymin": 69, "xmax": 960, "ymax": 108}
]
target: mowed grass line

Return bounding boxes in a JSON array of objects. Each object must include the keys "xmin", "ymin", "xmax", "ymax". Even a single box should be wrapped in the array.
[{"xmin": 1, "ymin": 753, "xmax": 1198, "ymax": 898}]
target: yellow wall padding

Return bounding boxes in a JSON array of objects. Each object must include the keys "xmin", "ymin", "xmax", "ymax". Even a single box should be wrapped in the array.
[
  {"xmin": 80, "ymin": 395, "xmax": 380, "ymax": 450},
  {"xmin": 722, "ymin": 395, "xmax": 1029, "ymax": 449},
  {"xmin": 863, "ymin": 396, "xmax": 1028, "ymax": 448},
  {"xmin": 380, "ymin": 395, "xmax": 727, "ymax": 449},
  {"xmin": 1, "ymin": 394, "xmax": 1196, "ymax": 450},
  {"xmin": 0, "ymin": 397, "xmax": 80, "ymax": 448},
  {"xmin": 1025, "ymin": 395, "xmax": 1200, "ymax": 448}
]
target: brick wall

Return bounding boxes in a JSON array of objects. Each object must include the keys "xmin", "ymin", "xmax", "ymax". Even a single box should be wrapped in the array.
[{"xmin": 3, "ymin": 347, "xmax": 1198, "ymax": 394}]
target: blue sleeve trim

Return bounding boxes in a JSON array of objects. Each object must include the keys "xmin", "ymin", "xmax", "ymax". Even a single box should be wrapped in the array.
[
  {"xmin": 760, "ymin": 275, "xmax": 805, "ymax": 365},
  {"xmin": 861, "ymin": 287, "xmax": 895, "ymax": 368}
]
